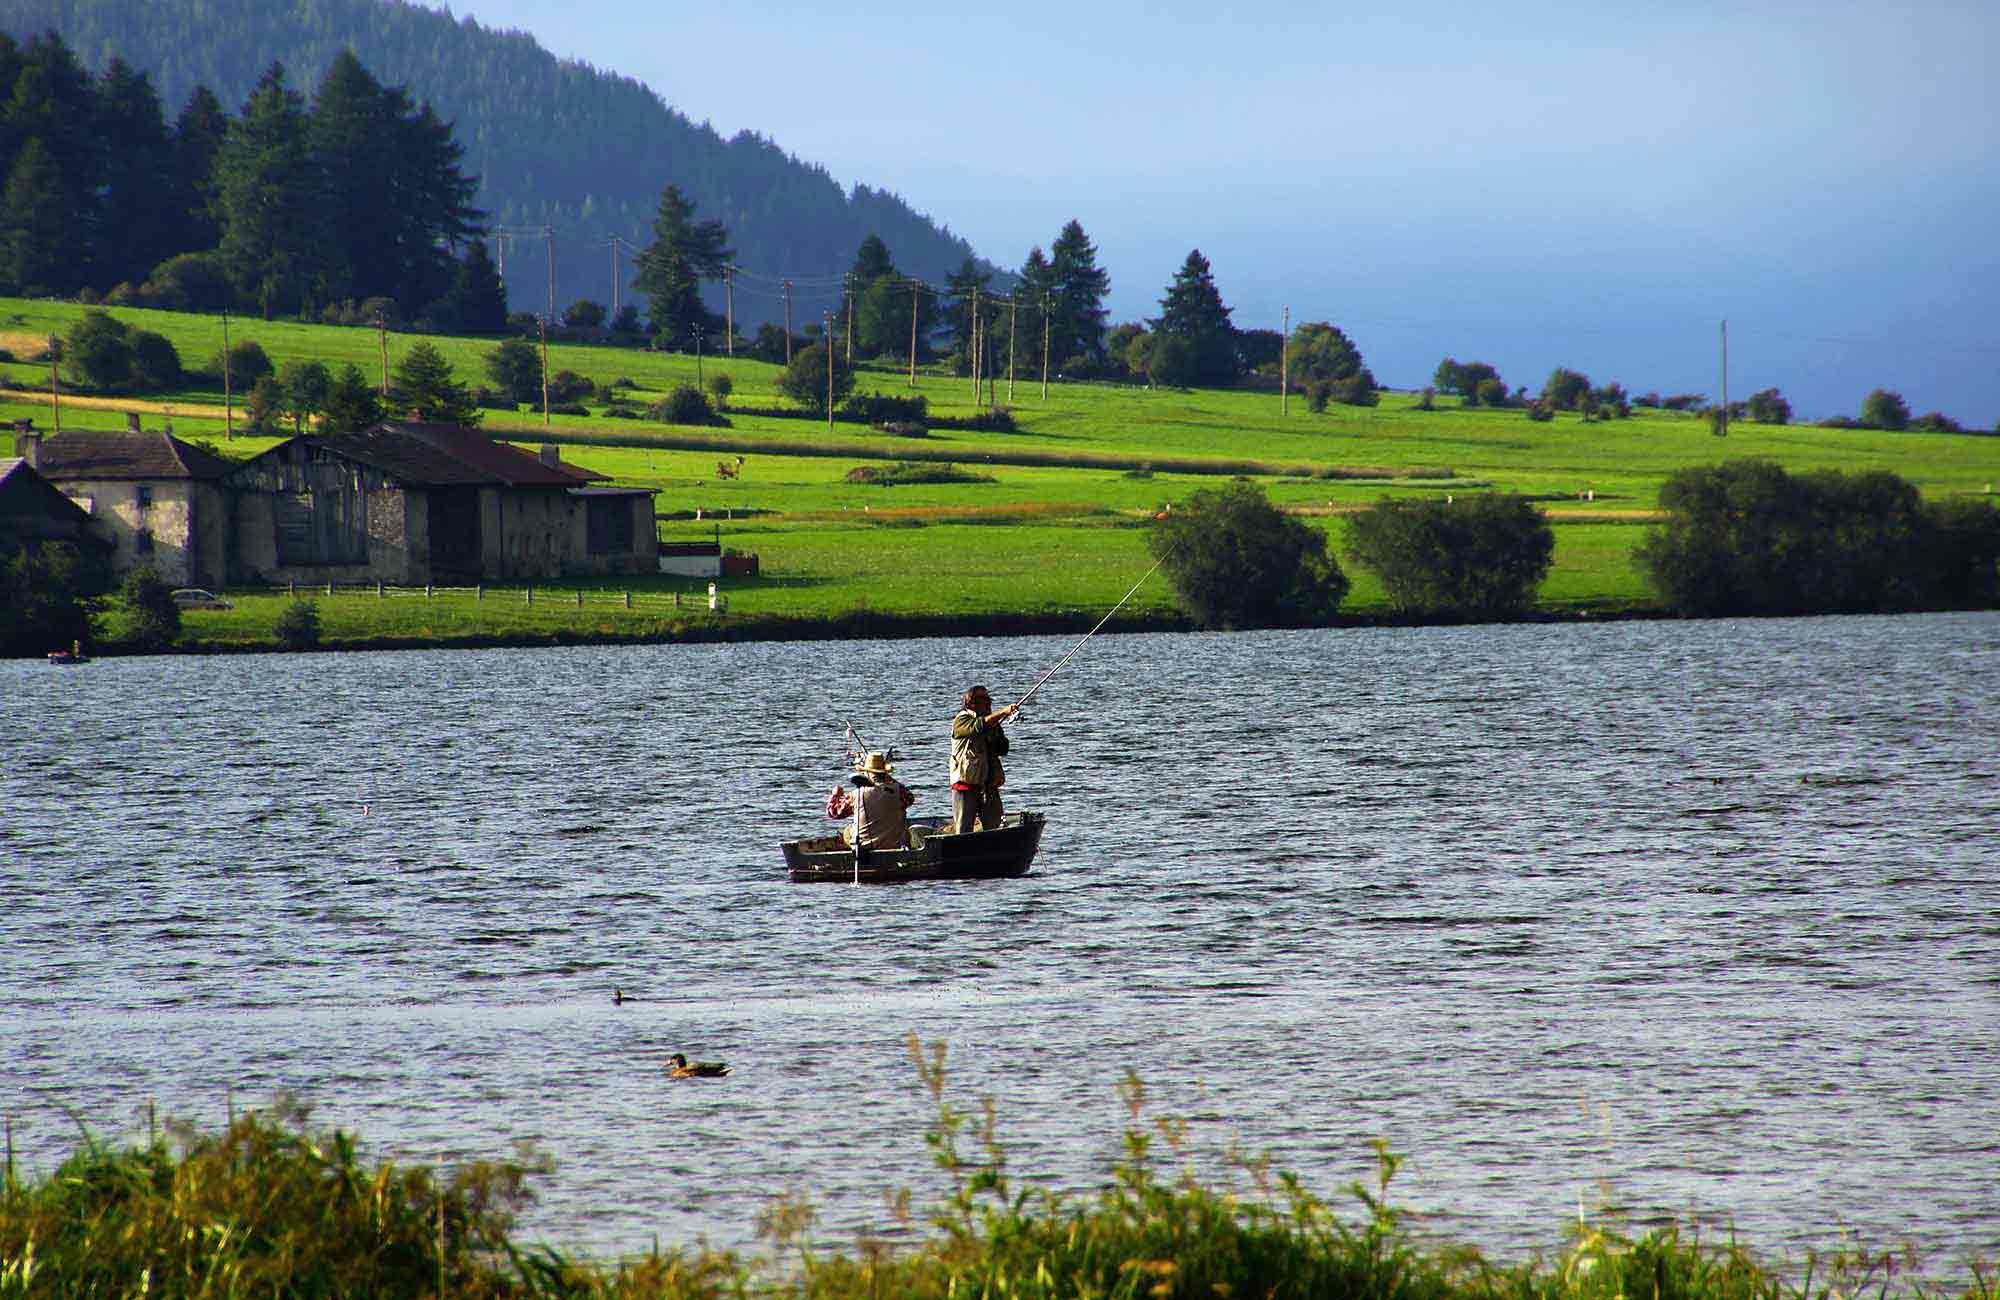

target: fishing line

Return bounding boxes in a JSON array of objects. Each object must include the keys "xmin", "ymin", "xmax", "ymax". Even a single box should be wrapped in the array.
[{"xmin": 1014, "ymin": 546, "xmax": 1174, "ymax": 712}]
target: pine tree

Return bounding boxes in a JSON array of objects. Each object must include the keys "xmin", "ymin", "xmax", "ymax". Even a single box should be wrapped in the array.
[
  {"xmin": 1153, "ymin": 248, "xmax": 1238, "ymax": 386},
  {"xmin": 0, "ymin": 138, "xmax": 70, "ymax": 294},
  {"xmin": 0, "ymin": 33, "xmax": 102, "ymax": 292},
  {"xmin": 322, "ymin": 362, "xmax": 383, "ymax": 433},
  {"xmin": 390, "ymin": 340, "xmax": 480, "ymax": 425},
  {"xmin": 632, "ymin": 184, "xmax": 731, "ymax": 349},
  {"xmin": 1047, "ymin": 219, "xmax": 1110, "ymax": 369},
  {"xmin": 92, "ymin": 59, "xmax": 178, "ymax": 288},
  {"xmin": 443, "ymin": 238, "xmax": 508, "ymax": 334},
  {"xmin": 215, "ymin": 63, "xmax": 323, "ymax": 318},
  {"xmin": 169, "ymin": 85, "xmax": 228, "ymax": 258}
]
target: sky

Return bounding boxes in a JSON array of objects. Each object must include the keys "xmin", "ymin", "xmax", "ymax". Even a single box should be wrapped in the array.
[{"xmin": 446, "ymin": 0, "xmax": 2000, "ymax": 427}]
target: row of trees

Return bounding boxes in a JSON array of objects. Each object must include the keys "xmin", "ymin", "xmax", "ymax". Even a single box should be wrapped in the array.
[
  {"xmin": 1146, "ymin": 465, "xmax": 1999, "ymax": 632},
  {"xmin": 1, "ymin": 33, "xmax": 494, "ymax": 325}
]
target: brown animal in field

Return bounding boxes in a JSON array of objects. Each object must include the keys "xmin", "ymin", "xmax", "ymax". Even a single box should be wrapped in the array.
[{"xmin": 716, "ymin": 456, "xmax": 745, "ymax": 480}]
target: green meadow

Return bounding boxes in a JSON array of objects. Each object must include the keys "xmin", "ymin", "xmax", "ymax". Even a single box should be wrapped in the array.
[{"xmin": 5, "ymin": 297, "xmax": 1994, "ymax": 649}]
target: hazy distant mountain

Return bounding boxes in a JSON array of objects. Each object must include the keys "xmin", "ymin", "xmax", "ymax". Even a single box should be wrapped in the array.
[{"xmin": 1, "ymin": 0, "xmax": 993, "ymax": 326}]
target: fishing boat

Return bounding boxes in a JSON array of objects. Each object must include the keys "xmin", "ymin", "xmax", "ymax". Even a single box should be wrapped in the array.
[
  {"xmin": 781, "ymin": 812, "xmax": 1047, "ymax": 884},
  {"xmin": 46, "ymin": 645, "xmax": 89, "ymax": 665}
]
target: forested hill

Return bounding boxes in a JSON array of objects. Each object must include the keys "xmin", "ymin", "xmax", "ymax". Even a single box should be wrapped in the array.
[{"xmin": 0, "ymin": 0, "xmax": 991, "ymax": 325}]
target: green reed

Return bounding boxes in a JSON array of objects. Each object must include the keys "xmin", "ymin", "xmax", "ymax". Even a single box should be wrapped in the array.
[{"xmin": 2, "ymin": 1053, "xmax": 1990, "ymax": 1300}]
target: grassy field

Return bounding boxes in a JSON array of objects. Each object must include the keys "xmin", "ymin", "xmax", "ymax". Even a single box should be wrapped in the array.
[{"xmin": 6, "ymin": 296, "xmax": 1994, "ymax": 649}]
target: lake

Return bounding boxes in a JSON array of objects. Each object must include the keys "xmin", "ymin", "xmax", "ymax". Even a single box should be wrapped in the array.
[{"xmin": 3, "ymin": 612, "xmax": 1995, "ymax": 1272}]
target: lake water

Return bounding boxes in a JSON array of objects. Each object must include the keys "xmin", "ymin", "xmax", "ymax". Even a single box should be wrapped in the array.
[{"xmin": 3, "ymin": 613, "xmax": 1996, "ymax": 1274}]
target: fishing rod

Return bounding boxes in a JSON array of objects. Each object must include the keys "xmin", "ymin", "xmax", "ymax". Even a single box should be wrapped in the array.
[{"xmin": 1013, "ymin": 547, "xmax": 1174, "ymax": 713}]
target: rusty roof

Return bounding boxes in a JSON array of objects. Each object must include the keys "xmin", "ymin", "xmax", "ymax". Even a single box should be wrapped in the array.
[
  {"xmin": 31, "ymin": 429, "xmax": 237, "ymax": 481},
  {"xmin": 382, "ymin": 422, "xmax": 596, "ymax": 487},
  {"xmin": 232, "ymin": 422, "xmax": 616, "ymax": 489}
]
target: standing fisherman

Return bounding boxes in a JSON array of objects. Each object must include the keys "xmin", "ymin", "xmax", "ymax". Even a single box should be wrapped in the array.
[{"xmin": 950, "ymin": 685, "xmax": 1019, "ymax": 833}]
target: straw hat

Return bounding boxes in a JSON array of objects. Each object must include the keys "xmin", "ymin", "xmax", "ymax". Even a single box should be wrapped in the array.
[{"xmin": 854, "ymin": 751, "xmax": 894, "ymax": 777}]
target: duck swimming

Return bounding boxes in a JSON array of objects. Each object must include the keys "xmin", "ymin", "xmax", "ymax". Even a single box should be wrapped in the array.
[{"xmin": 667, "ymin": 1053, "xmax": 731, "ymax": 1078}]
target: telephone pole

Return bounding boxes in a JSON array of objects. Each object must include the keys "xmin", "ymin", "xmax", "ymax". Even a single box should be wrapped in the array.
[
  {"xmin": 908, "ymin": 277, "xmax": 920, "ymax": 388},
  {"xmin": 543, "ymin": 225, "xmax": 555, "ymax": 324},
  {"xmin": 539, "ymin": 313, "xmax": 550, "ymax": 426},
  {"xmin": 1717, "ymin": 319, "xmax": 1729, "ymax": 438},
  {"xmin": 47, "ymin": 335, "xmax": 60, "ymax": 435},
  {"xmin": 724, "ymin": 266, "xmax": 735, "ymax": 356},
  {"xmin": 1280, "ymin": 306, "xmax": 1290, "ymax": 416},
  {"xmin": 1006, "ymin": 294, "xmax": 1017, "ymax": 402},
  {"xmin": 844, "ymin": 274, "xmax": 854, "ymax": 364},
  {"xmin": 221, "ymin": 309, "xmax": 233, "ymax": 438},
  {"xmin": 823, "ymin": 312, "xmax": 835, "ymax": 433},
  {"xmin": 782, "ymin": 280, "xmax": 793, "ymax": 365},
  {"xmin": 969, "ymin": 287, "xmax": 980, "ymax": 401},
  {"xmin": 376, "ymin": 312, "xmax": 389, "ymax": 397},
  {"xmin": 1041, "ymin": 293, "xmax": 1051, "ymax": 401}
]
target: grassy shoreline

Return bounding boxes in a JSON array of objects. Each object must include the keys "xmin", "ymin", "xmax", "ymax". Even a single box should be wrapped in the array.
[
  {"xmin": 5, "ymin": 1059, "xmax": 1990, "ymax": 1299},
  {"xmin": 7, "ymin": 297, "xmax": 1995, "ymax": 654}
]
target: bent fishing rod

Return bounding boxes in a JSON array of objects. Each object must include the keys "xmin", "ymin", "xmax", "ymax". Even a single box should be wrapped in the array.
[{"xmin": 1012, "ymin": 546, "xmax": 1174, "ymax": 713}]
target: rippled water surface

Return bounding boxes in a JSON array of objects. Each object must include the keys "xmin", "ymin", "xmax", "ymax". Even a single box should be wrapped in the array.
[{"xmin": 4, "ymin": 614, "xmax": 1997, "ymax": 1268}]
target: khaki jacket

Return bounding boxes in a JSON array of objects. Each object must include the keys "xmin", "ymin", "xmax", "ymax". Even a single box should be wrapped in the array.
[
  {"xmin": 852, "ymin": 780, "xmax": 910, "ymax": 849},
  {"xmin": 950, "ymin": 708, "xmax": 1005, "ymax": 789}
]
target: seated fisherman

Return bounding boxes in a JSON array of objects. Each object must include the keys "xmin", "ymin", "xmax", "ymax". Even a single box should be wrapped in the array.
[{"xmin": 825, "ymin": 751, "xmax": 916, "ymax": 850}]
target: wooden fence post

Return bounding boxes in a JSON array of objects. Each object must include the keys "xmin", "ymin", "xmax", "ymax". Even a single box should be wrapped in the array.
[
  {"xmin": 624, "ymin": 591, "xmax": 631, "ymax": 609},
  {"xmin": 377, "ymin": 581, "xmax": 385, "ymax": 598},
  {"xmin": 575, "ymin": 590, "xmax": 583, "ymax": 610},
  {"xmin": 476, "ymin": 584, "xmax": 483, "ymax": 601},
  {"xmin": 526, "ymin": 585, "xmax": 533, "ymax": 606}
]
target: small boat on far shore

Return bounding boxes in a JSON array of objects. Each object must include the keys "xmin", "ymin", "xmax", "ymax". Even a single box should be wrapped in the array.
[
  {"xmin": 47, "ymin": 642, "xmax": 90, "ymax": 665},
  {"xmin": 782, "ymin": 811, "xmax": 1046, "ymax": 884}
]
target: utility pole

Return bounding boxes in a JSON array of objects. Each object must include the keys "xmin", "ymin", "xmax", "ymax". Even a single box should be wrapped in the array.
[
  {"xmin": 782, "ymin": 280, "xmax": 793, "ymax": 365},
  {"xmin": 543, "ymin": 225, "xmax": 555, "ymax": 325},
  {"xmin": 969, "ymin": 287, "xmax": 980, "ymax": 401},
  {"xmin": 495, "ymin": 232, "xmax": 507, "ymax": 279},
  {"xmin": 694, "ymin": 324, "xmax": 704, "ymax": 388},
  {"xmin": 1007, "ymin": 294, "xmax": 1017, "ymax": 402},
  {"xmin": 824, "ymin": 311, "xmax": 834, "ymax": 433},
  {"xmin": 376, "ymin": 313, "xmax": 389, "ymax": 397},
  {"xmin": 539, "ymin": 313, "xmax": 550, "ymax": 426},
  {"xmin": 608, "ymin": 237, "xmax": 622, "ymax": 324},
  {"xmin": 724, "ymin": 266, "xmax": 735, "ymax": 356},
  {"xmin": 1280, "ymin": 305, "xmax": 1290, "ymax": 416},
  {"xmin": 1041, "ymin": 293, "xmax": 1051, "ymax": 401},
  {"xmin": 1717, "ymin": 319, "xmax": 1729, "ymax": 438},
  {"xmin": 844, "ymin": 274, "xmax": 854, "ymax": 364},
  {"xmin": 47, "ymin": 335, "xmax": 59, "ymax": 435},
  {"xmin": 221, "ymin": 310, "xmax": 233, "ymax": 438},
  {"xmin": 908, "ymin": 277, "xmax": 920, "ymax": 388}
]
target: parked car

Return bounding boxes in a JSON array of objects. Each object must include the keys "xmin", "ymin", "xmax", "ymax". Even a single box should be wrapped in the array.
[{"xmin": 170, "ymin": 588, "xmax": 234, "ymax": 611}]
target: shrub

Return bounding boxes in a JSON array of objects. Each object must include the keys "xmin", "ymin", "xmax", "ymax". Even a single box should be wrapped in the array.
[
  {"xmin": 1148, "ymin": 480, "xmax": 1349, "ymax": 628},
  {"xmin": 1146, "ymin": 334, "xmax": 1197, "ymax": 388},
  {"xmin": 1474, "ymin": 377, "xmax": 1509, "ymax": 408},
  {"xmin": 1332, "ymin": 374, "xmax": 1378, "ymax": 406},
  {"xmin": 63, "ymin": 311, "xmax": 133, "ymax": 389},
  {"xmin": 1661, "ymin": 393, "xmax": 1706, "ymax": 412},
  {"xmin": 275, "ymin": 599, "xmax": 322, "ymax": 649},
  {"xmin": 546, "ymin": 369, "xmax": 592, "ymax": 405},
  {"xmin": 1860, "ymin": 388, "xmax": 1911, "ymax": 431},
  {"xmin": 844, "ymin": 461, "xmax": 995, "ymax": 486},
  {"xmin": 1345, "ymin": 495, "xmax": 1555, "ymax": 620},
  {"xmin": 214, "ymin": 339, "xmax": 274, "ymax": 387},
  {"xmin": 119, "ymin": 565, "xmax": 180, "ymax": 649},
  {"xmin": 841, "ymin": 390, "xmax": 928, "ymax": 426},
  {"xmin": 706, "ymin": 372, "xmax": 733, "ymax": 405},
  {"xmin": 547, "ymin": 401, "xmax": 589, "ymax": 416},
  {"xmin": 484, "ymin": 337, "xmax": 541, "ymax": 405},
  {"xmin": 1541, "ymin": 367, "xmax": 1592, "ymax": 410},
  {"xmin": 1744, "ymin": 387, "xmax": 1791, "ymax": 425},
  {"xmin": 245, "ymin": 376, "xmax": 287, "ymax": 434},
  {"xmin": 653, "ymin": 383, "xmax": 723, "ymax": 426},
  {"xmin": 0, "ymin": 541, "xmax": 108, "ymax": 656},
  {"xmin": 1526, "ymin": 402, "xmax": 1556, "ymax": 422},
  {"xmin": 142, "ymin": 251, "xmax": 233, "ymax": 311},
  {"xmin": 1633, "ymin": 459, "xmax": 1971, "ymax": 615},
  {"xmin": 776, "ymin": 341, "xmax": 855, "ymax": 411},
  {"xmin": 1913, "ymin": 410, "xmax": 1962, "ymax": 433},
  {"xmin": 127, "ymin": 330, "xmax": 182, "ymax": 389}
]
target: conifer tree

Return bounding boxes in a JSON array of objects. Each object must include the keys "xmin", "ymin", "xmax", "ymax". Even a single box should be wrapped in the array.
[
  {"xmin": 169, "ymin": 86, "xmax": 228, "ymax": 257},
  {"xmin": 0, "ymin": 33, "xmax": 102, "ymax": 292},
  {"xmin": 93, "ymin": 59, "xmax": 178, "ymax": 288},
  {"xmin": 215, "ymin": 63, "xmax": 323, "ymax": 318},
  {"xmin": 443, "ymin": 238, "xmax": 508, "ymax": 334},
  {"xmin": 1047, "ymin": 219, "xmax": 1110, "ymax": 369},
  {"xmin": 632, "ymin": 183, "xmax": 731, "ymax": 349},
  {"xmin": 389, "ymin": 340, "xmax": 480, "ymax": 425},
  {"xmin": 322, "ymin": 362, "xmax": 383, "ymax": 433},
  {"xmin": 1153, "ymin": 248, "xmax": 1238, "ymax": 386},
  {"xmin": 0, "ymin": 138, "xmax": 70, "ymax": 294}
]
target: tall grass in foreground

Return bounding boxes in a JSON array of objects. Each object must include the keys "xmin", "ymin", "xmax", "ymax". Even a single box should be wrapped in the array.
[{"xmin": 3, "ymin": 1040, "xmax": 1990, "ymax": 1299}]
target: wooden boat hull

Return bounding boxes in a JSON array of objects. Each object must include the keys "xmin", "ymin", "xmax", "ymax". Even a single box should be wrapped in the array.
[{"xmin": 782, "ymin": 812, "xmax": 1046, "ymax": 884}]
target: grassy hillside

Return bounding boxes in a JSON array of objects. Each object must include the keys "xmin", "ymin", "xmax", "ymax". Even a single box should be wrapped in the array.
[{"xmin": 6, "ymin": 298, "xmax": 1995, "ymax": 649}]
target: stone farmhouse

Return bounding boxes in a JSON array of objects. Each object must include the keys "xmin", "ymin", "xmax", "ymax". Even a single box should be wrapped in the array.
[
  {"xmin": 0, "ymin": 454, "xmax": 112, "ymax": 565},
  {"xmin": 14, "ymin": 426, "xmax": 233, "ymax": 586},
  {"xmin": 10, "ymin": 422, "xmax": 658, "ymax": 587},
  {"xmin": 223, "ymin": 421, "xmax": 658, "ymax": 584}
]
